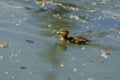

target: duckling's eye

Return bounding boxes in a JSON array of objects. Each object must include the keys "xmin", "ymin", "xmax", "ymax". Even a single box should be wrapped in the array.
[{"xmin": 61, "ymin": 31, "xmax": 65, "ymax": 32}]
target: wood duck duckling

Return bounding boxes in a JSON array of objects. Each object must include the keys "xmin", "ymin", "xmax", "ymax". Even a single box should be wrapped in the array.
[{"xmin": 57, "ymin": 28, "xmax": 91, "ymax": 45}]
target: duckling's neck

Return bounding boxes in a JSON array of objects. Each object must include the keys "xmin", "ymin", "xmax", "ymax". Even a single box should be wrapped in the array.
[{"xmin": 60, "ymin": 36, "xmax": 68, "ymax": 41}]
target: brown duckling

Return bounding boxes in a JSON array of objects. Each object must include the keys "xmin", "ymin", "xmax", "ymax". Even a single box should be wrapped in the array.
[{"xmin": 57, "ymin": 28, "xmax": 91, "ymax": 45}]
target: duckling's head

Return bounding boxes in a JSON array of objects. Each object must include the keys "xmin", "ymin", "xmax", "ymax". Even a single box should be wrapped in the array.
[{"xmin": 57, "ymin": 28, "xmax": 69, "ymax": 37}]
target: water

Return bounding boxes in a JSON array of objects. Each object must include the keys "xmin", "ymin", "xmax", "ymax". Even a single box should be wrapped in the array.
[{"xmin": 0, "ymin": 0, "xmax": 120, "ymax": 80}]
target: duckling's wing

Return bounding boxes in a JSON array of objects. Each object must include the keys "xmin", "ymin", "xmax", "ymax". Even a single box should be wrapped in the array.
[{"xmin": 73, "ymin": 36, "xmax": 90, "ymax": 43}]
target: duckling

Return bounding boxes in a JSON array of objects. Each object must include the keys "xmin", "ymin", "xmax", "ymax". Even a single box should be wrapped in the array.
[{"xmin": 57, "ymin": 28, "xmax": 91, "ymax": 45}]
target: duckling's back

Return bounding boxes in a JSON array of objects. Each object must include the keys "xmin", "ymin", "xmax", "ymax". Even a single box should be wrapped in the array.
[{"xmin": 69, "ymin": 36, "xmax": 90, "ymax": 44}]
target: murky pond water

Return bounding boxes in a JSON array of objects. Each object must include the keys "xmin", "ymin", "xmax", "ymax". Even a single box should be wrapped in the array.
[{"xmin": 0, "ymin": 0, "xmax": 120, "ymax": 80}]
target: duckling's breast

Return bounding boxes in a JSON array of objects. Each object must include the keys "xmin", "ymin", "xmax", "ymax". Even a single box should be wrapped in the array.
[{"xmin": 60, "ymin": 37, "xmax": 66, "ymax": 41}]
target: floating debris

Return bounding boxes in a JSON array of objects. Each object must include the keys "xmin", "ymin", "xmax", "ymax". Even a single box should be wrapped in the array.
[
  {"xmin": 0, "ymin": 56, "xmax": 3, "ymax": 60},
  {"xmin": 12, "ymin": 20, "xmax": 22, "ymax": 26},
  {"xmin": 0, "ymin": 42, "xmax": 9, "ymax": 48},
  {"xmin": 53, "ymin": 14, "xmax": 61, "ymax": 19},
  {"xmin": 81, "ymin": 46, "xmax": 86, "ymax": 50},
  {"xmin": 69, "ymin": 14, "xmax": 79, "ymax": 20},
  {"xmin": 48, "ymin": 24, "xmax": 52, "ymax": 28},
  {"xmin": 4, "ymin": 71, "xmax": 9, "ymax": 75},
  {"xmin": 35, "ymin": 0, "xmax": 79, "ymax": 11},
  {"xmin": 9, "ymin": 54, "xmax": 14, "ymax": 58},
  {"xmin": 20, "ymin": 66, "xmax": 27, "ymax": 69},
  {"xmin": 89, "ymin": 58, "xmax": 104, "ymax": 62},
  {"xmin": 35, "ymin": 0, "xmax": 62, "ymax": 6},
  {"xmin": 0, "ymin": 2, "xmax": 26, "ymax": 9},
  {"xmin": 82, "ymin": 63, "xmax": 86, "ymax": 66},
  {"xmin": 101, "ymin": 50, "xmax": 112, "ymax": 55},
  {"xmin": 87, "ymin": 77, "xmax": 96, "ymax": 80},
  {"xmin": 100, "ymin": 0, "xmax": 107, "ymax": 4},
  {"xmin": 29, "ymin": 72, "xmax": 33, "ymax": 75},
  {"xmin": 92, "ymin": 2, "xmax": 96, "ymax": 6},
  {"xmin": 24, "ymin": 17, "xmax": 28, "ymax": 20},
  {"xmin": 11, "ymin": 76, "xmax": 16, "ymax": 80},
  {"xmin": 67, "ymin": 77, "xmax": 72, "ymax": 80},
  {"xmin": 73, "ymin": 67, "xmax": 77, "ymax": 72},
  {"xmin": 109, "ymin": 28, "xmax": 120, "ymax": 33},
  {"xmin": 101, "ymin": 54, "xmax": 108, "ymax": 58},
  {"xmin": 60, "ymin": 64, "xmax": 65, "ymax": 67},
  {"xmin": 83, "ymin": 31, "xmax": 93, "ymax": 36},
  {"xmin": 101, "ymin": 50, "xmax": 112, "ymax": 58},
  {"xmin": 25, "ymin": 40, "xmax": 34, "ymax": 44}
]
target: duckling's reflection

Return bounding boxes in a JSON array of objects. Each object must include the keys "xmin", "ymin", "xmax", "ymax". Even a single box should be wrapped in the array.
[
  {"xmin": 43, "ymin": 47, "xmax": 61, "ymax": 67},
  {"xmin": 46, "ymin": 71, "xmax": 57, "ymax": 80},
  {"xmin": 40, "ymin": 41, "xmax": 68, "ymax": 80},
  {"xmin": 55, "ymin": 42, "xmax": 67, "ymax": 51},
  {"xmin": 40, "ymin": 42, "xmax": 66, "ymax": 80}
]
